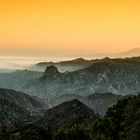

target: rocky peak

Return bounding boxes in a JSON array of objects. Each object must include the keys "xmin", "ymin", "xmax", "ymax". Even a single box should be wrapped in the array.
[{"xmin": 43, "ymin": 65, "xmax": 60, "ymax": 78}]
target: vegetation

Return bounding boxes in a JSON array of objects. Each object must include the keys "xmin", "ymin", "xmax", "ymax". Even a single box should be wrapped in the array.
[
  {"xmin": 53, "ymin": 125, "xmax": 92, "ymax": 140},
  {"xmin": 8, "ymin": 94, "xmax": 140, "ymax": 140}
]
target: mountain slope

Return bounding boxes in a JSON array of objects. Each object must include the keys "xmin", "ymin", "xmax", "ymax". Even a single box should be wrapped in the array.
[
  {"xmin": 0, "ymin": 88, "xmax": 48, "ymax": 113},
  {"xmin": 92, "ymin": 94, "xmax": 140, "ymax": 140},
  {"xmin": 50, "ymin": 93, "xmax": 123, "ymax": 115},
  {"xmin": 24, "ymin": 58, "xmax": 140, "ymax": 97},
  {"xmin": 1, "ymin": 57, "xmax": 140, "ymax": 97},
  {"xmin": 13, "ymin": 93, "xmax": 140, "ymax": 140},
  {"xmin": 0, "ymin": 88, "xmax": 48, "ymax": 128},
  {"xmin": 31, "ymin": 99, "xmax": 96, "ymax": 130},
  {"xmin": 0, "ymin": 70, "xmax": 42, "ymax": 91},
  {"xmin": 0, "ymin": 98, "xmax": 31, "ymax": 127}
]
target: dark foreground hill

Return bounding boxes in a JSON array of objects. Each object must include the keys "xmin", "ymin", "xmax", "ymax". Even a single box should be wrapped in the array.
[
  {"xmin": 0, "ymin": 98, "xmax": 30, "ymax": 127},
  {"xmin": 9, "ymin": 94, "xmax": 140, "ymax": 140},
  {"xmin": 0, "ymin": 88, "xmax": 48, "ymax": 127},
  {"xmin": 91, "ymin": 94, "xmax": 140, "ymax": 140},
  {"xmin": 31, "ymin": 99, "xmax": 96, "ymax": 130},
  {"xmin": 0, "ymin": 88, "xmax": 48, "ymax": 113},
  {"xmin": 7, "ymin": 95, "xmax": 140, "ymax": 140},
  {"xmin": 14, "ymin": 99, "xmax": 96, "ymax": 140}
]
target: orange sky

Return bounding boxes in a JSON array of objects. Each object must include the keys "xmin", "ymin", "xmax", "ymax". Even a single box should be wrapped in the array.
[{"xmin": 0, "ymin": 0, "xmax": 140, "ymax": 56}]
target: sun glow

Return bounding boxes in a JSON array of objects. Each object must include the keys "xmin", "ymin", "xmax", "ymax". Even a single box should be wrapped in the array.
[{"xmin": 0, "ymin": 0, "xmax": 140, "ymax": 56}]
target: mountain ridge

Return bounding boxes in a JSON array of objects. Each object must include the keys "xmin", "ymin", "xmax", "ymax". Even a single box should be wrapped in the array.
[
  {"xmin": 28, "ymin": 99, "xmax": 96, "ymax": 130},
  {"xmin": 24, "ymin": 57, "xmax": 140, "ymax": 97}
]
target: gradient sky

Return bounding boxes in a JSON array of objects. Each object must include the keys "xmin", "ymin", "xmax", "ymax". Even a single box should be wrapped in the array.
[{"xmin": 0, "ymin": 0, "xmax": 140, "ymax": 56}]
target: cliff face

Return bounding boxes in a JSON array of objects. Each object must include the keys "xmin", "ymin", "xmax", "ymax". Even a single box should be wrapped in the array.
[{"xmin": 43, "ymin": 65, "xmax": 61, "ymax": 79}]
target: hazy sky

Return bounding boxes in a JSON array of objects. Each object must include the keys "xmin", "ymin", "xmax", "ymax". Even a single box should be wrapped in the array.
[{"xmin": 0, "ymin": 0, "xmax": 140, "ymax": 56}]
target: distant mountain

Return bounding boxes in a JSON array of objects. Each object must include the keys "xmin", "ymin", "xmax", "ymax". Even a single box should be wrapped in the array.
[
  {"xmin": 0, "ymin": 70, "xmax": 42, "ymax": 91},
  {"xmin": 120, "ymin": 47, "xmax": 140, "ymax": 57},
  {"xmin": 24, "ymin": 57, "xmax": 140, "ymax": 98},
  {"xmin": 30, "ymin": 58, "xmax": 93, "ymax": 72},
  {"xmin": 1, "ymin": 57, "xmax": 140, "ymax": 97},
  {"xmin": 0, "ymin": 57, "xmax": 139, "ymax": 118},
  {"xmin": 0, "ymin": 88, "xmax": 48, "ymax": 127},
  {"xmin": 0, "ymin": 68, "xmax": 15, "ymax": 73},
  {"xmin": 80, "ymin": 48, "xmax": 140, "ymax": 58},
  {"xmin": 29, "ymin": 99, "xmax": 96, "ymax": 130}
]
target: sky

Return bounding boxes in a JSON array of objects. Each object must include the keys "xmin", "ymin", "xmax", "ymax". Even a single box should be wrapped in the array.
[{"xmin": 0, "ymin": 0, "xmax": 140, "ymax": 57}]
